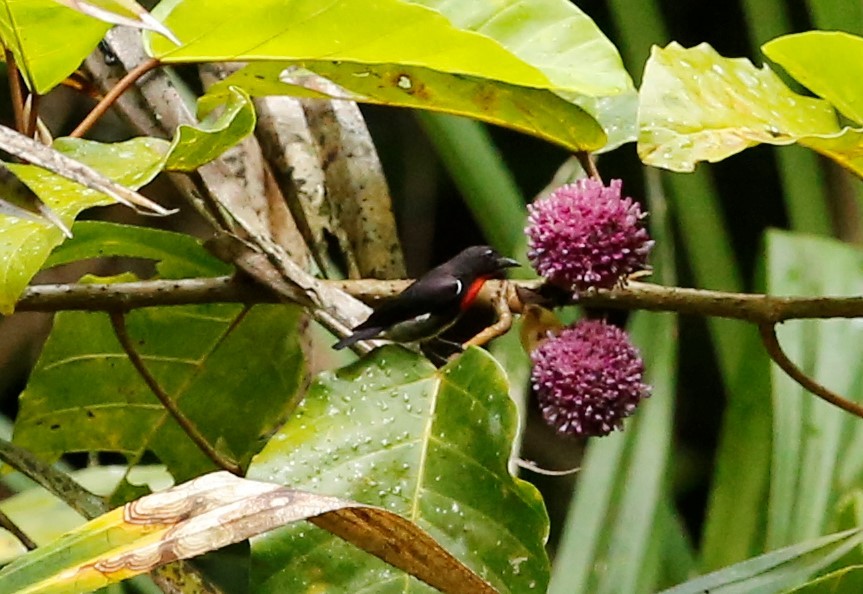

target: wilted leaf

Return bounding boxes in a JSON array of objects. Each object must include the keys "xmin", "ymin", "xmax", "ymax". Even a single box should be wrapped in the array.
[
  {"xmin": 637, "ymin": 42, "xmax": 863, "ymax": 178},
  {"xmin": 249, "ymin": 346, "xmax": 549, "ymax": 593},
  {"xmin": 52, "ymin": 0, "xmax": 179, "ymax": 44},
  {"xmin": 660, "ymin": 528, "xmax": 863, "ymax": 594},
  {"xmin": 0, "ymin": 0, "xmax": 109, "ymax": 93},
  {"xmin": 166, "ymin": 86, "xmax": 256, "ymax": 172},
  {"xmin": 0, "ymin": 471, "xmax": 497, "ymax": 594},
  {"xmin": 0, "ymin": 465, "xmax": 172, "ymax": 565},
  {"xmin": 0, "ymin": 136, "xmax": 169, "ymax": 314}
]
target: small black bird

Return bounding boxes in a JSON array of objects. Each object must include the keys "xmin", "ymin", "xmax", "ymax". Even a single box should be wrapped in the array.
[{"xmin": 333, "ymin": 245, "xmax": 519, "ymax": 350}]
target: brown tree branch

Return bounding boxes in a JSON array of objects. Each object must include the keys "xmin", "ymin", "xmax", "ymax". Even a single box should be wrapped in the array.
[
  {"xmin": 758, "ymin": 323, "xmax": 863, "ymax": 419},
  {"xmin": 109, "ymin": 312, "xmax": 243, "ymax": 475},
  {"xmin": 15, "ymin": 277, "xmax": 863, "ymax": 324}
]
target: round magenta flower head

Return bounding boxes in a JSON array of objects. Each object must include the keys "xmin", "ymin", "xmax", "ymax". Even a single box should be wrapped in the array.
[
  {"xmin": 526, "ymin": 178, "xmax": 653, "ymax": 292},
  {"xmin": 531, "ymin": 319, "xmax": 650, "ymax": 437}
]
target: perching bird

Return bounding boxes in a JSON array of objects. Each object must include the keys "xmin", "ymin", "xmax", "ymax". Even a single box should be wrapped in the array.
[{"xmin": 333, "ymin": 245, "xmax": 519, "ymax": 350}]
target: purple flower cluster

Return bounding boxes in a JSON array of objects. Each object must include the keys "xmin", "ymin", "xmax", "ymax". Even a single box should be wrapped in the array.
[
  {"xmin": 526, "ymin": 179, "xmax": 653, "ymax": 293},
  {"xmin": 531, "ymin": 319, "xmax": 650, "ymax": 437}
]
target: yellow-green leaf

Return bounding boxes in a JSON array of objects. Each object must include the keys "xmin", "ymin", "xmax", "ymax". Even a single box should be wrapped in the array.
[
  {"xmin": 763, "ymin": 31, "xmax": 863, "ymax": 125},
  {"xmin": 0, "ymin": 136, "xmax": 169, "ymax": 314},
  {"xmin": 202, "ymin": 63, "xmax": 605, "ymax": 152},
  {"xmin": 166, "ymin": 86, "xmax": 256, "ymax": 171},
  {"xmin": 149, "ymin": 0, "xmax": 634, "ymax": 151},
  {"xmin": 0, "ymin": 0, "xmax": 109, "ymax": 93},
  {"xmin": 638, "ymin": 42, "xmax": 863, "ymax": 179}
]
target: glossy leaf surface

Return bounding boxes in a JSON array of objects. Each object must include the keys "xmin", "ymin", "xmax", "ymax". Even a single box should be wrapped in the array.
[
  {"xmin": 249, "ymin": 346, "xmax": 549, "ymax": 593},
  {"xmin": 638, "ymin": 42, "xmax": 863, "ymax": 178}
]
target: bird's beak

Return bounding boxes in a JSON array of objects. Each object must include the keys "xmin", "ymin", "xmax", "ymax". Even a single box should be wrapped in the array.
[{"xmin": 498, "ymin": 256, "xmax": 521, "ymax": 269}]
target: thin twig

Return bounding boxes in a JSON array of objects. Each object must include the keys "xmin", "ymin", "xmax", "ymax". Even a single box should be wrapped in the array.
[
  {"xmin": 463, "ymin": 282, "xmax": 515, "ymax": 348},
  {"xmin": 758, "ymin": 323, "xmax": 863, "ymax": 419},
  {"xmin": 109, "ymin": 312, "xmax": 243, "ymax": 475},
  {"xmin": 69, "ymin": 57, "xmax": 160, "ymax": 138},
  {"xmin": 575, "ymin": 151, "xmax": 602, "ymax": 182},
  {"xmin": 0, "ymin": 507, "xmax": 37, "ymax": 550},
  {"xmin": 5, "ymin": 49, "xmax": 25, "ymax": 134},
  {"xmin": 0, "ymin": 438, "xmax": 106, "ymax": 518}
]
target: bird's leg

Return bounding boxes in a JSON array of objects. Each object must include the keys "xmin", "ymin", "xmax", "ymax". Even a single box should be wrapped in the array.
[
  {"xmin": 462, "ymin": 282, "xmax": 515, "ymax": 348},
  {"xmin": 431, "ymin": 337, "xmax": 465, "ymax": 351}
]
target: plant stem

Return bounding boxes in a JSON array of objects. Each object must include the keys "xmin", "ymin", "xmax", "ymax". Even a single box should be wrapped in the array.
[
  {"xmin": 758, "ymin": 323, "xmax": 863, "ymax": 419},
  {"xmin": 0, "ymin": 438, "xmax": 106, "ymax": 518},
  {"xmin": 109, "ymin": 312, "xmax": 243, "ymax": 475},
  {"xmin": 0, "ymin": 508, "xmax": 37, "ymax": 550},
  {"xmin": 70, "ymin": 57, "xmax": 160, "ymax": 138},
  {"xmin": 5, "ymin": 49, "xmax": 24, "ymax": 134},
  {"xmin": 575, "ymin": 151, "xmax": 602, "ymax": 182}
]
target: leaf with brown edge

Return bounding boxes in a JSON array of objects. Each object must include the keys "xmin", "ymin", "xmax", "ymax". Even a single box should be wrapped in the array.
[{"xmin": 0, "ymin": 471, "xmax": 497, "ymax": 594}]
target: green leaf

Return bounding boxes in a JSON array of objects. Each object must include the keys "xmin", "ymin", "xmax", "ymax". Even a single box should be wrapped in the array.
[
  {"xmin": 786, "ymin": 565, "xmax": 863, "ymax": 593},
  {"xmin": 763, "ymin": 32, "xmax": 863, "ymax": 125},
  {"xmin": 638, "ymin": 42, "xmax": 839, "ymax": 170},
  {"xmin": 151, "ymin": 0, "xmax": 634, "ymax": 151},
  {"xmin": 0, "ymin": 0, "xmax": 109, "ymax": 93},
  {"xmin": 202, "ymin": 62, "xmax": 605, "ymax": 153},
  {"xmin": 637, "ymin": 42, "xmax": 863, "ymax": 179},
  {"xmin": 248, "ymin": 346, "xmax": 550, "ymax": 593},
  {"xmin": 149, "ymin": 0, "xmax": 628, "ymax": 94},
  {"xmin": 764, "ymin": 231, "xmax": 863, "ymax": 549},
  {"xmin": 660, "ymin": 528, "xmax": 863, "ymax": 594},
  {"xmin": 0, "ymin": 136, "xmax": 169, "ymax": 315},
  {"xmin": 166, "ymin": 86, "xmax": 256, "ymax": 172},
  {"xmin": 14, "ymin": 301, "xmax": 306, "ymax": 485},
  {"xmin": 44, "ymin": 221, "xmax": 231, "ymax": 279}
]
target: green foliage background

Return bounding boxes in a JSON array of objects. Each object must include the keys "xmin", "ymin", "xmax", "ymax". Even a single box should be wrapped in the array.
[{"xmin": 0, "ymin": 1, "xmax": 862, "ymax": 593}]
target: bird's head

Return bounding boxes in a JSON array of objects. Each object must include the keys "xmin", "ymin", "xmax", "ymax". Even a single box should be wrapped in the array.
[{"xmin": 448, "ymin": 245, "xmax": 520, "ymax": 280}]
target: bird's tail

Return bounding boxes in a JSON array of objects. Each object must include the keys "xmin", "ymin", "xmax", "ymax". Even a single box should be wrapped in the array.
[{"xmin": 332, "ymin": 326, "xmax": 383, "ymax": 350}]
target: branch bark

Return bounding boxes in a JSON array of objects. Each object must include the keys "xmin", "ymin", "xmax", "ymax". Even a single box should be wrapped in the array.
[{"xmin": 15, "ymin": 277, "xmax": 863, "ymax": 324}]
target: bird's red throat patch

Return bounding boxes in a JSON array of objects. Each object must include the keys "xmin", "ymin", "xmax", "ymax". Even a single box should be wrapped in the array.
[{"xmin": 460, "ymin": 275, "xmax": 490, "ymax": 311}]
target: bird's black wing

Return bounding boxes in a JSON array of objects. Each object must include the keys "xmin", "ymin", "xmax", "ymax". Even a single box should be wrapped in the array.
[
  {"xmin": 332, "ymin": 263, "xmax": 462, "ymax": 349},
  {"xmin": 354, "ymin": 269, "xmax": 462, "ymax": 331}
]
